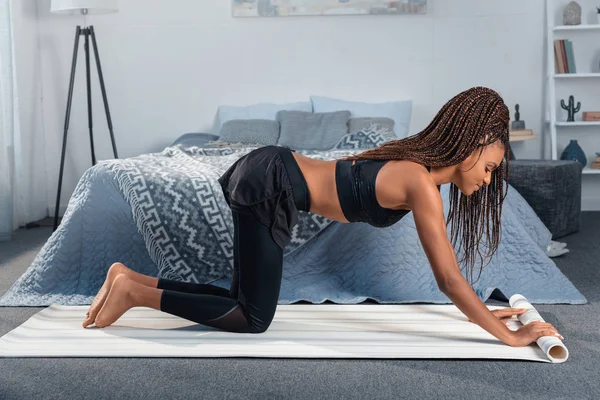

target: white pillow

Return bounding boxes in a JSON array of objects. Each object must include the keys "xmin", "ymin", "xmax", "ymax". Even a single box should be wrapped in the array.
[
  {"xmin": 311, "ymin": 96, "xmax": 412, "ymax": 138},
  {"xmin": 212, "ymin": 101, "xmax": 312, "ymax": 135}
]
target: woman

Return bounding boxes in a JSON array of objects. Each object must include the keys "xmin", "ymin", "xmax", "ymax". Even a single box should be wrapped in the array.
[{"xmin": 82, "ymin": 87, "xmax": 564, "ymax": 347}]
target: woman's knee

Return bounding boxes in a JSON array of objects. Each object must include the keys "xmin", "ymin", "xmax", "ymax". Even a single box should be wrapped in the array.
[
  {"xmin": 108, "ymin": 262, "xmax": 127, "ymax": 277},
  {"xmin": 246, "ymin": 317, "xmax": 274, "ymax": 334},
  {"xmin": 242, "ymin": 304, "xmax": 277, "ymax": 334}
]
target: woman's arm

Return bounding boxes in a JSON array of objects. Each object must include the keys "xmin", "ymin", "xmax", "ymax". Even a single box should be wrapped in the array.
[{"xmin": 408, "ymin": 178, "xmax": 515, "ymax": 346}]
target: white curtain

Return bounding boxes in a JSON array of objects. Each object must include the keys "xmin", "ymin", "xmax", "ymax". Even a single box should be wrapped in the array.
[{"xmin": 0, "ymin": 0, "xmax": 22, "ymax": 242}]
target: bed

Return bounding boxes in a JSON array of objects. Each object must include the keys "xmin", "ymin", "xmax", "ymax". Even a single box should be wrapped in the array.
[{"xmin": 0, "ymin": 124, "xmax": 586, "ymax": 307}]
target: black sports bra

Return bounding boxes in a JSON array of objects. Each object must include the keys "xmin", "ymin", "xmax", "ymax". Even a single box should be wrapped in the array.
[{"xmin": 335, "ymin": 159, "xmax": 437, "ymax": 227}]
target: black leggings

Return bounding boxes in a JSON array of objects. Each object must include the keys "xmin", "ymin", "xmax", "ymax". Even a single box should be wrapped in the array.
[{"xmin": 157, "ymin": 147, "xmax": 310, "ymax": 333}]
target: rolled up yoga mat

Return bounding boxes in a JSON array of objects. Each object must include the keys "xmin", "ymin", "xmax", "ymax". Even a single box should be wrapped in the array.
[
  {"xmin": 0, "ymin": 294, "xmax": 567, "ymax": 363},
  {"xmin": 509, "ymin": 294, "xmax": 569, "ymax": 363}
]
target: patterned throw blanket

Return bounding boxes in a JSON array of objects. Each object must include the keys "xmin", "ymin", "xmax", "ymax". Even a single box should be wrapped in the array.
[{"xmin": 107, "ymin": 144, "xmax": 360, "ymax": 283}]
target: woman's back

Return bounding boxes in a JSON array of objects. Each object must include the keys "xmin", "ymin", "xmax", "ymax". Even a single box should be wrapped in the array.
[{"xmin": 290, "ymin": 153, "xmax": 428, "ymax": 224}]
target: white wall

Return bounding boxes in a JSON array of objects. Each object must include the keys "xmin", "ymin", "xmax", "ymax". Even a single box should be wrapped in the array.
[{"xmin": 16, "ymin": 0, "xmax": 600, "ymax": 216}]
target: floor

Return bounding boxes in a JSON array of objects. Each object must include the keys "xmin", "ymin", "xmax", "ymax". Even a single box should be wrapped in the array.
[{"xmin": 0, "ymin": 215, "xmax": 599, "ymax": 400}]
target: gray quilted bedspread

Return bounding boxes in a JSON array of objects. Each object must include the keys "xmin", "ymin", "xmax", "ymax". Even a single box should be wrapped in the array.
[{"xmin": 0, "ymin": 145, "xmax": 586, "ymax": 307}]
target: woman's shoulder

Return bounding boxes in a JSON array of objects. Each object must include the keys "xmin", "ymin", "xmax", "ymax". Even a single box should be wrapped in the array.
[
  {"xmin": 378, "ymin": 160, "xmax": 439, "ymax": 209},
  {"xmin": 396, "ymin": 162, "xmax": 442, "ymax": 212},
  {"xmin": 387, "ymin": 159, "xmax": 433, "ymax": 182}
]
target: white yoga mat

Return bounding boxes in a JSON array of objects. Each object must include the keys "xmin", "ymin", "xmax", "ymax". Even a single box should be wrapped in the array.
[{"xmin": 0, "ymin": 299, "xmax": 568, "ymax": 363}]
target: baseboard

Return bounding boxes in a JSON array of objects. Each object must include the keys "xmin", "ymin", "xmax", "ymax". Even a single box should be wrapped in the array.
[{"xmin": 581, "ymin": 197, "xmax": 600, "ymax": 211}]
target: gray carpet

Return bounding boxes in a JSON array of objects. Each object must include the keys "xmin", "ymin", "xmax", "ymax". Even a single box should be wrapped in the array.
[{"xmin": 1, "ymin": 214, "xmax": 599, "ymax": 400}]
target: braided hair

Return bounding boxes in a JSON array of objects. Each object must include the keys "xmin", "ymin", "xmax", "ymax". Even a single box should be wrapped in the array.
[{"xmin": 341, "ymin": 86, "xmax": 511, "ymax": 286}]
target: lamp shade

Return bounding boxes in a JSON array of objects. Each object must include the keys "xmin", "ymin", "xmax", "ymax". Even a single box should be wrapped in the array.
[{"xmin": 51, "ymin": 0, "xmax": 118, "ymax": 15}]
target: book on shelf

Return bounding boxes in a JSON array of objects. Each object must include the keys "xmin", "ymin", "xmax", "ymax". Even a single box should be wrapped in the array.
[
  {"xmin": 583, "ymin": 112, "xmax": 600, "ymax": 121},
  {"xmin": 554, "ymin": 39, "xmax": 576, "ymax": 74},
  {"xmin": 593, "ymin": 155, "xmax": 600, "ymax": 170}
]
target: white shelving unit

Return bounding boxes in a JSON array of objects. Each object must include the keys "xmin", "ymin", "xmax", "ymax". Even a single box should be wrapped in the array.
[
  {"xmin": 554, "ymin": 73, "xmax": 600, "ymax": 78},
  {"xmin": 553, "ymin": 24, "xmax": 600, "ymax": 31},
  {"xmin": 545, "ymin": 0, "xmax": 600, "ymax": 175},
  {"xmin": 555, "ymin": 121, "xmax": 600, "ymax": 126}
]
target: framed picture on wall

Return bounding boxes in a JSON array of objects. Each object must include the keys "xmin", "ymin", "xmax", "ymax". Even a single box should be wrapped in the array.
[{"xmin": 232, "ymin": 0, "xmax": 428, "ymax": 17}]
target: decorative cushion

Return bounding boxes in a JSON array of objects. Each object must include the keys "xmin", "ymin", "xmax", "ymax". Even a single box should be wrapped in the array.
[
  {"xmin": 219, "ymin": 119, "xmax": 280, "ymax": 145},
  {"xmin": 508, "ymin": 160, "xmax": 582, "ymax": 239},
  {"xmin": 276, "ymin": 110, "xmax": 351, "ymax": 150},
  {"xmin": 171, "ymin": 132, "xmax": 220, "ymax": 148},
  {"xmin": 310, "ymin": 95, "xmax": 412, "ymax": 138},
  {"xmin": 348, "ymin": 117, "xmax": 395, "ymax": 134},
  {"xmin": 213, "ymin": 101, "xmax": 312, "ymax": 134},
  {"xmin": 334, "ymin": 124, "xmax": 396, "ymax": 150}
]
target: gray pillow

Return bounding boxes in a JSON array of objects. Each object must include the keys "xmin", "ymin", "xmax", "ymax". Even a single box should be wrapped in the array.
[
  {"xmin": 171, "ymin": 132, "xmax": 219, "ymax": 148},
  {"xmin": 276, "ymin": 110, "xmax": 351, "ymax": 150},
  {"xmin": 348, "ymin": 117, "xmax": 395, "ymax": 134},
  {"xmin": 204, "ymin": 139, "xmax": 264, "ymax": 148},
  {"xmin": 219, "ymin": 119, "xmax": 280, "ymax": 145}
]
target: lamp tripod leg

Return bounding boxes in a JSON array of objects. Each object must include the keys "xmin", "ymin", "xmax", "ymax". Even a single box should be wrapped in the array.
[
  {"xmin": 54, "ymin": 26, "xmax": 82, "ymax": 232},
  {"xmin": 84, "ymin": 28, "xmax": 97, "ymax": 166},
  {"xmin": 90, "ymin": 26, "xmax": 118, "ymax": 159}
]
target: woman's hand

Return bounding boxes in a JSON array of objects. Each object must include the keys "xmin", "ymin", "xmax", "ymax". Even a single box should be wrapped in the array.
[
  {"xmin": 508, "ymin": 321, "xmax": 564, "ymax": 347},
  {"xmin": 467, "ymin": 307, "xmax": 527, "ymax": 324},
  {"xmin": 467, "ymin": 307, "xmax": 564, "ymax": 347}
]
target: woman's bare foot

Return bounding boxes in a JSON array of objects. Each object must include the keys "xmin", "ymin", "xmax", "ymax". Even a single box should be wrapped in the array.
[
  {"xmin": 82, "ymin": 262, "xmax": 128, "ymax": 328},
  {"xmin": 94, "ymin": 274, "xmax": 136, "ymax": 328}
]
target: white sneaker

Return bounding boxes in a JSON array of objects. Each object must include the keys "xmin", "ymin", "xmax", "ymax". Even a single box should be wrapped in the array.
[
  {"xmin": 547, "ymin": 246, "xmax": 570, "ymax": 258},
  {"xmin": 550, "ymin": 240, "xmax": 568, "ymax": 249}
]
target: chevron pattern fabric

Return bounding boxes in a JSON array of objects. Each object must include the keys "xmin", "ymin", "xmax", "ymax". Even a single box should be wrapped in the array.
[{"xmin": 107, "ymin": 144, "xmax": 365, "ymax": 283}]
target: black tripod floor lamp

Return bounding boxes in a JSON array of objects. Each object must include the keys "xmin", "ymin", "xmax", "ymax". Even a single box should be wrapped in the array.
[{"xmin": 51, "ymin": 0, "xmax": 120, "ymax": 231}]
